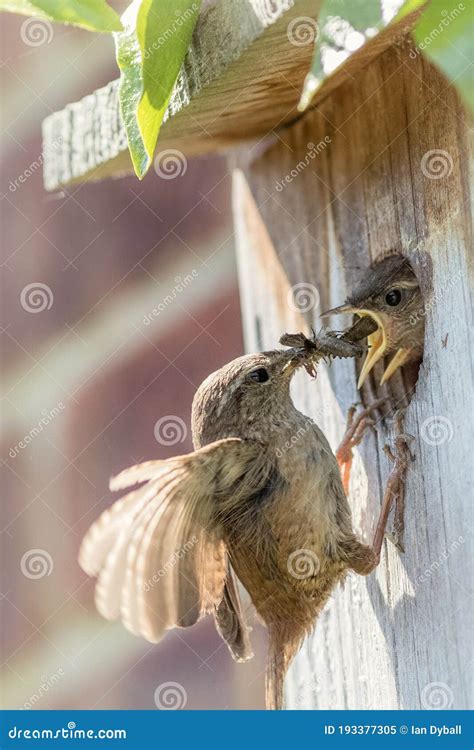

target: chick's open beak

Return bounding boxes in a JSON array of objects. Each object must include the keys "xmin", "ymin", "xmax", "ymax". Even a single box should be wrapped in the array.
[
  {"xmin": 355, "ymin": 311, "xmax": 386, "ymax": 388},
  {"xmin": 321, "ymin": 304, "xmax": 408, "ymax": 388}
]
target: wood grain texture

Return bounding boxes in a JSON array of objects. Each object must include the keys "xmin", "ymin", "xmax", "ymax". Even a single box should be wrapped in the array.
[
  {"xmin": 42, "ymin": 0, "xmax": 421, "ymax": 190},
  {"xmin": 232, "ymin": 38, "xmax": 473, "ymax": 709}
]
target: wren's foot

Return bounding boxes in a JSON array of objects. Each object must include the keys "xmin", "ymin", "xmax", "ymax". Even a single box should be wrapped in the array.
[
  {"xmin": 381, "ymin": 430, "xmax": 415, "ymax": 554},
  {"xmin": 336, "ymin": 399, "xmax": 387, "ymax": 494},
  {"xmin": 345, "ymin": 414, "xmax": 414, "ymax": 577}
]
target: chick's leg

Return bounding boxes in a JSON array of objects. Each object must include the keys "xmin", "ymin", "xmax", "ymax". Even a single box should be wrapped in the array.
[{"xmin": 336, "ymin": 399, "xmax": 386, "ymax": 494}]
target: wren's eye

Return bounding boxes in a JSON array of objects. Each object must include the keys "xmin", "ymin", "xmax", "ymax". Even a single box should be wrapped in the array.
[
  {"xmin": 249, "ymin": 367, "xmax": 270, "ymax": 383},
  {"xmin": 385, "ymin": 288, "xmax": 402, "ymax": 307}
]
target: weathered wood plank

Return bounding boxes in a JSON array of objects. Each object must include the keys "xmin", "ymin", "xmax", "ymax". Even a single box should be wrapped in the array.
[
  {"xmin": 43, "ymin": 0, "xmax": 312, "ymax": 189},
  {"xmin": 233, "ymin": 39, "xmax": 473, "ymax": 709},
  {"xmin": 42, "ymin": 0, "xmax": 421, "ymax": 190}
]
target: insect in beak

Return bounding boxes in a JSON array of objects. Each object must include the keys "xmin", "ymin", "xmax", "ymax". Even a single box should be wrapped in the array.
[
  {"xmin": 281, "ymin": 347, "xmax": 318, "ymax": 378},
  {"xmin": 280, "ymin": 330, "xmax": 366, "ymax": 380}
]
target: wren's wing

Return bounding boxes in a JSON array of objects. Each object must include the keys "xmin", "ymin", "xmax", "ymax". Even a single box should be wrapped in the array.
[
  {"xmin": 214, "ymin": 564, "xmax": 253, "ymax": 662},
  {"xmin": 79, "ymin": 438, "xmax": 268, "ymax": 645}
]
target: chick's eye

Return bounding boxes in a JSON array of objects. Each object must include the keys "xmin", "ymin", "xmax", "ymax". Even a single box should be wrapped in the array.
[
  {"xmin": 385, "ymin": 288, "xmax": 402, "ymax": 306},
  {"xmin": 249, "ymin": 367, "xmax": 270, "ymax": 383}
]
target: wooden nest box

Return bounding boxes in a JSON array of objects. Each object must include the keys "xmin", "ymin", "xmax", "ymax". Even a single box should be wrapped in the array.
[{"xmin": 42, "ymin": 0, "xmax": 472, "ymax": 710}]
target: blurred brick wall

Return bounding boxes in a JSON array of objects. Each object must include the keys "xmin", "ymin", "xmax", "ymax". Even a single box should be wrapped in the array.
[{"xmin": 1, "ymin": 15, "xmax": 266, "ymax": 710}]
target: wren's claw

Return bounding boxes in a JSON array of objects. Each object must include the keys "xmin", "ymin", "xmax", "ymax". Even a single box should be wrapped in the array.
[{"xmin": 382, "ymin": 429, "xmax": 414, "ymax": 554}]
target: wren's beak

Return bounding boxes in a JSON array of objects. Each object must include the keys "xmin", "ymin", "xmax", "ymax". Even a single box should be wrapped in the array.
[{"xmin": 321, "ymin": 304, "xmax": 409, "ymax": 388}]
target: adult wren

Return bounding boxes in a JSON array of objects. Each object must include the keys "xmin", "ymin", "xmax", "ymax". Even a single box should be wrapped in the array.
[
  {"xmin": 79, "ymin": 331, "xmax": 402, "ymax": 709},
  {"xmin": 322, "ymin": 254, "xmax": 424, "ymax": 387}
]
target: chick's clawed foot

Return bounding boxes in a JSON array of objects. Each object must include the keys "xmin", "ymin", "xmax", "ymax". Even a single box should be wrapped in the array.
[{"xmin": 336, "ymin": 399, "xmax": 387, "ymax": 494}]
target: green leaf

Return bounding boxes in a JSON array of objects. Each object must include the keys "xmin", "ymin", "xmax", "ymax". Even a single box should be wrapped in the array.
[
  {"xmin": 299, "ymin": 0, "xmax": 473, "ymax": 113},
  {"xmin": 1, "ymin": 0, "xmax": 122, "ymax": 32},
  {"xmin": 115, "ymin": 0, "xmax": 148, "ymax": 177},
  {"xmin": 115, "ymin": 0, "xmax": 201, "ymax": 179},
  {"xmin": 410, "ymin": 0, "xmax": 474, "ymax": 112},
  {"xmin": 137, "ymin": 0, "xmax": 201, "ymax": 172},
  {"xmin": 298, "ymin": 0, "xmax": 414, "ymax": 111}
]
